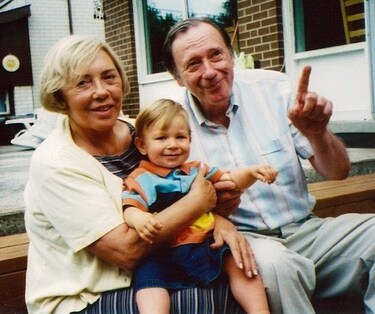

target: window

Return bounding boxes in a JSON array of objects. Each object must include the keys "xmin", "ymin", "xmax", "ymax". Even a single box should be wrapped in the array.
[
  {"xmin": 294, "ymin": 0, "xmax": 365, "ymax": 52},
  {"xmin": 0, "ymin": 90, "xmax": 10, "ymax": 115},
  {"xmin": 139, "ymin": 0, "xmax": 238, "ymax": 75}
]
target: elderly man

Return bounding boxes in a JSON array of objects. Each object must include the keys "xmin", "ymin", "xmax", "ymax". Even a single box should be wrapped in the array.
[{"xmin": 163, "ymin": 17, "xmax": 375, "ymax": 313}]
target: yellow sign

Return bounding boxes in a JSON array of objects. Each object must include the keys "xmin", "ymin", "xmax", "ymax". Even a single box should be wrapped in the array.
[{"xmin": 2, "ymin": 54, "xmax": 20, "ymax": 72}]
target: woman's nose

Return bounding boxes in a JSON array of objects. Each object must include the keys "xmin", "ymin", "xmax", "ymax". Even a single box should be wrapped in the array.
[{"xmin": 93, "ymin": 80, "xmax": 109, "ymax": 99}]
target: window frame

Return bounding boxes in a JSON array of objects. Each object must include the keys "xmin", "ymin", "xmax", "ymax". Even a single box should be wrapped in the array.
[
  {"xmin": 282, "ymin": 0, "xmax": 375, "ymax": 121},
  {"xmin": 293, "ymin": 0, "xmax": 366, "ymax": 53},
  {"xmin": 283, "ymin": 0, "xmax": 369, "ymax": 80},
  {"xmin": 0, "ymin": 89, "xmax": 10, "ymax": 116},
  {"xmin": 133, "ymin": 0, "xmax": 237, "ymax": 84},
  {"xmin": 133, "ymin": 0, "xmax": 189, "ymax": 84}
]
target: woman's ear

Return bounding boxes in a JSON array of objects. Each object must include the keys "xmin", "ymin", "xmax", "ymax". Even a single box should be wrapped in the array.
[{"xmin": 135, "ymin": 137, "xmax": 147, "ymax": 156}]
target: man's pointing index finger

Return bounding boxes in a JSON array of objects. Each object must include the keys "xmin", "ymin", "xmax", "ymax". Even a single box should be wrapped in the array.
[{"xmin": 297, "ymin": 65, "xmax": 312, "ymax": 96}]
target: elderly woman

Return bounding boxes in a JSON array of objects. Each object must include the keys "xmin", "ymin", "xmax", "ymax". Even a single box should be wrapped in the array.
[{"xmin": 24, "ymin": 35, "xmax": 252, "ymax": 314}]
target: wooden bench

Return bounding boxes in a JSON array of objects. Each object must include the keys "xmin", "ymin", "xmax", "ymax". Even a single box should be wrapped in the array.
[
  {"xmin": 309, "ymin": 172, "xmax": 375, "ymax": 217},
  {"xmin": 0, "ymin": 232, "xmax": 28, "ymax": 313},
  {"xmin": 0, "ymin": 173, "xmax": 374, "ymax": 313}
]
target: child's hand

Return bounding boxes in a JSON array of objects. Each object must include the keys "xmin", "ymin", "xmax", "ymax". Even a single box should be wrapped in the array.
[
  {"xmin": 250, "ymin": 165, "xmax": 278, "ymax": 184},
  {"xmin": 133, "ymin": 212, "xmax": 163, "ymax": 244}
]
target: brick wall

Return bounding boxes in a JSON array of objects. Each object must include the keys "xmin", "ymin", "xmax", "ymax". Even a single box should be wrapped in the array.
[
  {"xmin": 9, "ymin": 0, "xmax": 284, "ymax": 117},
  {"xmin": 104, "ymin": 0, "xmax": 139, "ymax": 118},
  {"xmin": 104, "ymin": 0, "xmax": 285, "ymax": 116},
  {"xmin": 237, "ymin": 0, "xmax": 284, "ymax": 71}
]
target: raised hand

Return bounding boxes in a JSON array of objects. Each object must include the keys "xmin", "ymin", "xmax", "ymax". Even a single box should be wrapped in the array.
[
  {"xmin": 288, "ymin": 65, "xmax": 351, "ymax": 180},
  {"xmin": 288, "ymin": 65, "xmax": 333, "ymax": 136}
]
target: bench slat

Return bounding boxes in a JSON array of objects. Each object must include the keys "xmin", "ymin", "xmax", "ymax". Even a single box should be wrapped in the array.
[
  {"xmin": 0, "ymin": 234, "xmax": 29, "ymax": 275},
  {"xmin": 0, "ymin": 244, "xmax": 28, "ymax": 275},
  {"xmin": 0, "ymin": 233, "xmax": 29, "ymax": 249},
  {"xmin": 313, "ymin": 199, "xmax": 375, "ymax": 218},
  {"xmin": 309, "ymin": 173, "xmax": 375, "ymax": 210}
]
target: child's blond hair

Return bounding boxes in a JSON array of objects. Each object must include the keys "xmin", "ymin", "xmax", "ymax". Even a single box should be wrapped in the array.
[{"xmin": 135, "ymin": 99, "xmax": 191, "ymax": 138}]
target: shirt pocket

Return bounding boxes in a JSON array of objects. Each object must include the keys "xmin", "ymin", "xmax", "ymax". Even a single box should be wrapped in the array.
[
  {"xmin": 257, "ymin": 133, "xmax": 299, "ymax": 186},
  {"xmin": 258, "ymin": 131, "xmax": 292, "ymax": 155},
  {"xmin": 258, "ymin": 137, "xmax": 285, "ymax": 155}
]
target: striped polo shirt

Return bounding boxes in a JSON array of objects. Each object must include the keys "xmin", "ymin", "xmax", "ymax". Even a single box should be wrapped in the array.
[{"xmin": 122, "ymin": 160, "xmax": 224, "ymax": 246}]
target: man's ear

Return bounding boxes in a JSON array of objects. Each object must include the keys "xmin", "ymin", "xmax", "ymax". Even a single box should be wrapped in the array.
[
  {"xmin": 173, "ymin": 72, "xmax": 184, "ymax": 87},
  {"xmin": 134, "ymin": 137, "xmax": 147, "ymax": 155}
]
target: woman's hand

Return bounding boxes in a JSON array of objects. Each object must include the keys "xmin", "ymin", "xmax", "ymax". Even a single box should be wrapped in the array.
[
  {"xmin": 189, "ymin": 163, "xmax": 217, "ymax": 213},
  {"xmin": 211, "ymin": 214, "xmax": 258, "ymax": 278}
]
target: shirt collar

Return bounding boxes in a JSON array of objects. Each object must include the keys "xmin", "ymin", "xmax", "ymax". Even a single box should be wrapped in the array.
[
  {"xmin": 187, "ymin": 91, "xmax": 239, "ymax": 126},
  {"xmin": 139, "ymin": 160, "xmax": 191, "ymax": 177}
]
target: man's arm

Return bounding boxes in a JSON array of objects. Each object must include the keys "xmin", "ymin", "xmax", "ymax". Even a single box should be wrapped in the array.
[
  {"xmin": 306, "ymin": 129, "xmax": 350, "ymax": 180},
  {"xmin": 288, "ymin": 66, "xmax": 351, "ymax": 180}
]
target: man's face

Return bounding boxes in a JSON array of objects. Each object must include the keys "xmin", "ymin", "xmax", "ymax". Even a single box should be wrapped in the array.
[{"xmin": 171, "ymin": 23, "xmax": 234, "ymax": 110}]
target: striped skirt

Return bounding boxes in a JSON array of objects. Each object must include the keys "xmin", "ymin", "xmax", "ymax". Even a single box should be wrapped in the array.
[{"xmin": 75, "ymin": 278, "xmax": 244, "ymax": 314}]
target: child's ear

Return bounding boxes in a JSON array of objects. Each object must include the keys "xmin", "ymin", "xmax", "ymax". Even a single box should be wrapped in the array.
[{"xmin": 135, "ymin": 137, "xmax": 147, "ymax": 155}]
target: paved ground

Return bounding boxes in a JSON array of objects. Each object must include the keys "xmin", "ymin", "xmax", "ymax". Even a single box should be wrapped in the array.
[
  {"xmin": 302, "ymin": 147, "xmax": 375, "ymax": 182},
  {"xmin": 0, "ymin": 145, "xmax": 33, "ymax": 235},
  {"xmin": 0, "ymin": 145, "xmax": 33, "ymax": 216}
]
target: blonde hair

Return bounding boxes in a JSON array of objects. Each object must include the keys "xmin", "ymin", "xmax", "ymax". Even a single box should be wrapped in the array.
[
  {"xmin": 135, "ymin": 99, "xmax": 191, "ymax": 138},
  {"xmin": 39, "ymin": 35, "xmax": 130, "ymax": 114}
]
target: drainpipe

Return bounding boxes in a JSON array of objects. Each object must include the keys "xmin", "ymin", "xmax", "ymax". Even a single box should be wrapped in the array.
[
  {"xmin": 368, "ymin": 0, "xmax": 375, "ymax": 119},
  {"xmin": 67, "ymin": 0, "xmax": 73, "ymax": 34}
]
